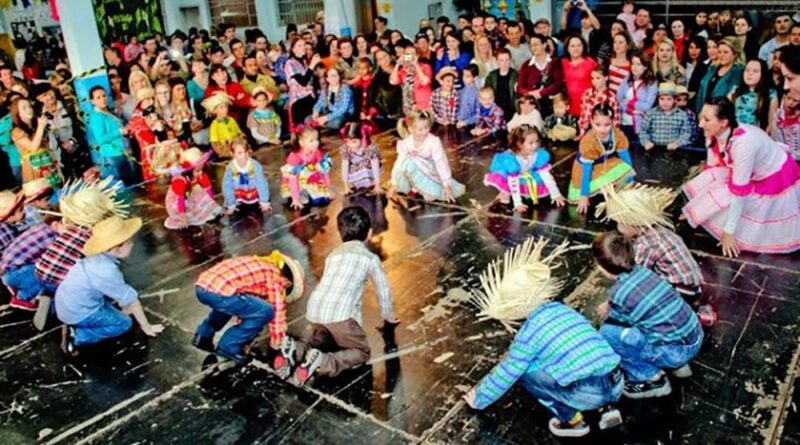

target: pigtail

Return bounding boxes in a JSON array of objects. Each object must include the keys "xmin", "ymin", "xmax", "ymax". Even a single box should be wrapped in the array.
[{"xmin": 397, "ymin": 110, "xmax": 433, "ymax": 140}]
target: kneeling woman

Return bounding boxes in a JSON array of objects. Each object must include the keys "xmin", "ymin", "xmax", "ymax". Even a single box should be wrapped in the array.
[
  {"xmin": 164, "ymin": 148, "xmax": 222, "ymax": 230},
  {"xmin": 683, "ymin": 97, "xmax": 800, "ymax": 256}
]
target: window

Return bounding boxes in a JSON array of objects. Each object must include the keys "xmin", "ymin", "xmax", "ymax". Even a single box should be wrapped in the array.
[
  {"xmin": 209, "ymin": 0, "xmax": 259, "ymax": 28},
  {"xmin": 277, "ymin": 0, "xmax": 325, "ymax": 27}
]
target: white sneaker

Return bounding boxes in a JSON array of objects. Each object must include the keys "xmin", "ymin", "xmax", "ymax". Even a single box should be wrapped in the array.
[
  {"xmin": 598, "ymin": 408, "xmax": 623, "ymax": 430},
  {"xmin": 671, "ymin": 364, "xmax": 693, "ymax": 378}
]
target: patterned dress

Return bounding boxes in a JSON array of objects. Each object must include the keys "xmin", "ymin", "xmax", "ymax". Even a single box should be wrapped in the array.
[
  {"xmin": 343, "ymin": 144, "xmax": 382, "ymax": 190},
  {"xmin": 280, "ymin": 149, "xmax": 332, "ymax": 205},
  {"xmin": 164, "ymin": 173, "xmax": 222, "ymax": 230},
  {"xmin": 568, "ymin": 128, "xmax": 635, "ymax": 202},
  {"xmin": 12, "ymin": 127, "xmax": 61, "ymax": 188},
  {"xmin": 484, "ymin": 149, "xmax": 561, "ymax": 207}
]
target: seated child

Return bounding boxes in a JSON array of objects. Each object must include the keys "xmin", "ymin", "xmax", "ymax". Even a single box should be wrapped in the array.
[
  {"xmin": 222, "ymin": 141, "xmax": 272, "ymax": 214},
  {"xmin": 569, "ymin": 104, "xmax": 635, "ymax": 214},
  {"xmin": 675, "ymin": 85, "xmax": 702, "ymax": 149},
  {"xmin": 247, "ymin": 87, "xmax": 281, "ymax": 145},
  {"xmin": 484, "ymin": 125, "xmax": 565, "ymax": 212},
  {"xmin": 773, "ymin": 89, "xmax": 800, "ymax": 161},
  {"xmin": 596, "ymin": 185, "xmax": 702, "ymax": 298},
  {"xmin": 205, "ymin": 92, "xmax": 244, "ymax": 158},
  {"xmin": 340, "ymin": 122, "xmax": 382, "ymax": 195},
  {"xmin": 0, "ymin": 190, "xmax": 24, "ymax": 251},
  {"xmin": 280, "ymin": 125, "xmax": 332, "ymax": 210},
  {"xmin": 543, "ymin": 93, "xmax": 579, "ymax": 142},
  {"xmin": 56, "ymin": 216, "xmax": 164, "ymax": 355},
  {"xmin": 352, "ymin": 57, "xmax": 373, "ymax": 121},
  {"xmin": 471, "ymin": 87, "xmax": 506, "ymax": 136},
  {"xmin": 127, "ymin": 87, "xmax": 179, "ymax": 180},
  {"xmin": 593, "ymin": 231, "xmax": 704, "ymax": 399},
  {"xmin": 274, "ymin": 206, "xmax": 398, "ymax": 386},
  {"xmin": 193, "ymin": 250, "xmax": 304, "ymax": 364},
  {"xmin": 640, "ymin": 82, "xmax": 693, "ymax": 151},
  {"xmin": 578, "ymin": 66, "xmax": 621, "ymax": 138},
  {"xmin": 164, "ymin": 148, "xmax": 222, "ymax": 230},
  {"xmin": 0, "ymin": 214, "xmax": 60, "ymax": 310},
  {"xmin": 431, "ymin": 67, "xmax": 460, "ymax": 126},
  {"xmin": 22, "ymin": 178, "xmax": 54, "ymax": 226},
  {"xmin": 506, "ymin": 94, "xmax": 545, "ymax": 132},
  {"xmin": 456, "ymin": 64, "xmax": 480, "ymax": 128},
  {"xmin": 389, "ymin": 110, "xmax": 466, "ymax": 202}
]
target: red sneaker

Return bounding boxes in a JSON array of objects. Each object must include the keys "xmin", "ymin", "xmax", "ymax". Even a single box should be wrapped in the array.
[
  {"xmin": 289, "ymin": 348, "xmax": 323, "ymax": 387},
  {"xmin": 9, "ymin": 297, "xmax": 38, "ymax": 311}
]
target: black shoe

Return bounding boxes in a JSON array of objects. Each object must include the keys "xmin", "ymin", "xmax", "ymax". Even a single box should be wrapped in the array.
[
  {"xmin": 623, "ymin": 374, "xmax": 672, "ymax": 399},
  {"xmin": 192, "ymin": 333, "xmax": 215, "ymax": 353},
  {"xmin": 216, "ymin": 348, "xmax": 248, "ymax": 365}
]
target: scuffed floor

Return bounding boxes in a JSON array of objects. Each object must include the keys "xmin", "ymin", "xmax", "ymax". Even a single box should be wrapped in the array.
[{"xmin": 0, "ymin": 125, "xmax": 798, "ymax": 445}]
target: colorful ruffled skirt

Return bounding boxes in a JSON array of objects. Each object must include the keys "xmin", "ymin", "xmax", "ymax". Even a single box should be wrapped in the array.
[
  {"xmin": 567, "ymin": 156, "xmax": 635, "ymax": 202},
  {"xmin": 280, "ymin": 168, "xmax": 332, "ymax": 204},
  {"xmin": 164, "ymin": 187, "xmax": 222, "ymax": 230},
  {"xmin": 392, "ymin": 156, "xmax": 465, "ymax": 201},
  {"xmin": 484, "ymin": 173, "xmax": 550, "ymax": 201},
  {"xmin": 348, "ymin": 164, "xmax": 382, "ymax": 190}
]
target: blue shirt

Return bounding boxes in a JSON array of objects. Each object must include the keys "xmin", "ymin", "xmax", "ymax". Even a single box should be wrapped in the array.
[
  {"xmin": 55, "ymin": 253, "xmax": 138, "ymax": 324},
  {"xmin": 456, "ymin": 84, "xmax": 480, "ymax": 125},
  {"xmin": 87, "ymin": 108, "xmax": 127, "ymax": 157}
]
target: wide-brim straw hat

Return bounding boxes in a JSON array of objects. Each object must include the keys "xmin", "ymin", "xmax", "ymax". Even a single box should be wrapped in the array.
[
  {"xmin": 202, "ymin": 91, "xmax": 232, "ymax": 114},
  {"xmin": 22, "ymin": 178, "xmax": 53, "ymax": 204},
  {"xmin": 435, "ymin": 66, "xmax": 458, "ymax": 84},
  {"xmin": 469, "ymin": 237, "xmax": 568, "ymax": 332},
  {"xmin": 281, "ymin": 254, "xmax": 305, "ymax": 303},
  {"xmin": 250, "ymin": 86, "xmax": 275, "ymax": 103},
  {"xmin": 179, "ymin": 147, "xmax": 212, "ymax": 171},
  {"xmin": 658, "ymin": 82, "xmax": 678, "ymax": 96},
  {"xmin": 675, "ymin": 85, "xmax": 689, "ymax": 96},
  {"xmin": 547, "ymin": 124, "xmax": 577, "ymax": 141},
  {"xmin": 595, "ymin": 184, "xmax": 678, "ymax": 229},
  {"xmin": 59, "ymin": 178, "xmax": 130, "ymax": 227},
  {"xmin": 83, "ymin": 215, "xmax": 142, "ymax": 256},
  {"xmin": 136, "ymin": 87, "xmax": 155, "ymax": 103},
  {"xmin": 0, "ymin": 190, "xmax": 23, "ymax": 222}
]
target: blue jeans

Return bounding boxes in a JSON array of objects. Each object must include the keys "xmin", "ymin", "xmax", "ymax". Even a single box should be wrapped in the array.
[
  {"xmin": 600, "ymin": 324, "xmax": 704, "ymax": 382},
  {"xmin": 521, "ymin": 368, "xmax": 624, "ymax": 422},
  {"xmin": 195, "ymin": 287, "xmax": 274, "ymax": 357},
  {"xmin": 98, "ymin": 155, "xmax": 135, "ymax": 185},
  {"xmin": 3, "ymin": 264, "xmax": 43, "ymax": 301},
  {"xmin": 73, "ymin": 301, "xmax": 133, "ymax": 346}
]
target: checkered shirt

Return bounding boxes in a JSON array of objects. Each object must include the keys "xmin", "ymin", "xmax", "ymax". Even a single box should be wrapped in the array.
[
  {"xmin": 640, "ymin": 107, "xmax": 692, "ymax": 147},
  {"xmin": 0, "ymin": 222, "xmax": 18, "ymax": 251},
  {"xmin": 476, "ymin": 104, "xmax": 506, "ymax": 132},
  {"xmin": 196, "ymin": 256, "xmax": 289, "ymax": 347},
  {"xmin": 578, "ymin": 88, "xmax": 621, "ymax": 135},
  {"xmin": 0, "ymin": 223, "xmax": 58, "ymax": 274},
  {"xmin": 34, "ymin": 226, "xmax": 92, "ymax": 286},
  {"xmin": 431, "ymin": 88, "xmax": 460, "ymax": 125},
  {"xmin": 634, "ymin": 227, "xmax": 702, "ymax": 289}
]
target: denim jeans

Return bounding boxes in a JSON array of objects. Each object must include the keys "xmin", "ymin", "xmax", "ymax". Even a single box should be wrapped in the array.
[
  {"xmin": 521, "ymin": 368, "xmax": 624, "ymax": 422},
  {"xmin": 98, "ymin": 155, "xmax": 135, "ymax": 185},
  {"xmin": 600, "ymin": 324, "xmax": 704, "ymax": 382},
  {"xmin": 73, "ymin": 301, "xmax": 133, "ymax": 346},
  {"xmin": 195, "ymin": 287, "xmax": 274, "ymax": 357},
  {"xmin": 3, "ymin": 264, "xmax": 43, "ymax": 301}
]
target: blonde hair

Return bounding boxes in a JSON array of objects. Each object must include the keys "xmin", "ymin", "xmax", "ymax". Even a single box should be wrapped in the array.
[
  {"xmin": 718, "ymin": 36, "xmax": 744, "ymax": 65},
  {"xmin": 471, "ymin": 34, "xmax": 497, "ymax": 78},
  {"xmin": 397, "ymin": 110, "xmax": 433, "ymax": 139},
  {"xmin": 652, "ymin": 39, "xmax": 685, "ymax": 77},
  {"xmin": 128, "ymin": 71, "xmax": 152, "ymax": 98},
  {"xmin": 479, "ymin": 86, "xmax": 495, "ymax": 99}
]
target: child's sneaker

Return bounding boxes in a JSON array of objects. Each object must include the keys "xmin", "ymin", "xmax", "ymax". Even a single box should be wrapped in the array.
[
  {"xmin": 33, "ymin": 295, "xmax": 51, "ymax": 331},
  {"xmin": 61, "ymin": 326, "xmax": 78, "ymax": 357},
  {"xmin": 289, "ymin": 348, "xmax": 323, "ymax": 387},
  {"xmin": 9, "ymin": 296, "xmax": 38, "ymax": 311},
  {"xmin": 598, "ymin": 408, "xmax": 623, "ymax": 430},
  {"xmin": 671, "ymin": 364, "xmax": 693, "ymax": 378},
  {"xmin": 191, "ymin": 333, "xmax": 215, "ymax": 353},
  {"xmin": 548, "ymin": 413, "xmax": 590, "ymax": 438},
  {"xmin": 273, "ymin": 336, "xmax": 297, "ymax": 380},
  {"xmin": 623, "ymin": 373, "xmax": 672, "ymax": 399}
]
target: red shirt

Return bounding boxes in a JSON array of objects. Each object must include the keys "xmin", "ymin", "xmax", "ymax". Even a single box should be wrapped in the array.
[
  {"xmin": 562, "ymin": 57, "xmax": 598, "ymax": 117},
  {"xmin": 205, "ymin": 82, "xmax": 252, "ymax": 122}
]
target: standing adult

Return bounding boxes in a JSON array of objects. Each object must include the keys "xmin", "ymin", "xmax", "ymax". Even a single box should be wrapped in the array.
[
  {"xmin": 516, "ymin": 34, "xmax": 563, "ymax": 116},
  {"xmin": 608, "ymin": 32, "xmax": 633, "ymax": 96},
  {"xmin": 284, "ymin": 39, "xmax": 320, "ymax": 128},
  {"xmin": 485, "ymin": 49, "xmax": 518, "ymax": 119},
  {"xmin": 631, "ymin": 8, "xmax": 651, "ymax": 49},
  {"xmin": 505, "ymin": 21, "xmax": 532, "ymax": 70},
  {"xmin": 561, "ymin": 36, "xmax": 598, "ymax": 117},
  {"xmin": 10, "ymin": 97, "xmax": 60, "ymax": 188},
  {"xmin": 758, "ymin": 14, "xmax": 793, "ymax": 65},
  {"xmin": 470, "ymin": 34, "xmax": 498, "ymax": 88}
]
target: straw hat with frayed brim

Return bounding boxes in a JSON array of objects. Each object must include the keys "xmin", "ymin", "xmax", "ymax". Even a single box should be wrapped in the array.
[
  {"xmin": 469, "ymin": 237, "xmax": 568, "ymax": 332},
  {"xmin": 595, "ymin": 184, "xmax": 678, "ymax": 229},
  {"xmin": 435, "ymin": 67, "xmax": 458, "ymax": 84},
  {"xmin": 281, "ymin": 254, "xmax": 305, "ymax": 303},
  {"xmin": 59, "ymin": 177, "xmax": 130, "ymax": 227},
  {"xmin": 202, "ymin": 92, "xmax": 232, "ymax": 114},
  {"xmin": 251, "ymin": 86, "xmax": 275, "ymax": 103},
  {"xmin": 136, "ymin": 87, "xmax": 155, "ymax": 103},
  {"xmin": 166, "ymin": 147, "xmax": 212, "ymax": 177},
  {"xmin": 22, "ymin": 178, "xmax": 53, "ymax": 204},
  {"xmin": 658, "ymin": 82, "xmax": 678, "ymax": 96},
  {"xmin": 83, "ymin": 216, "xmax": 142, "ymax": 257},
  {"xmin": 0, "ymin": 190, "xmax": 23, "ymax": 222}
]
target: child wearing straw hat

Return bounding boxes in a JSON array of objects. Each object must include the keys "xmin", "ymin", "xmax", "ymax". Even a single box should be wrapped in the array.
[
  {"xmin": 596, "ymin": 185, "xmax": 702, "ymax": 298},
  {"xmin": 0, "ymin": 190, "xmax": 24, "ymax": 251},
  {"xmin": 21, "ymin": 178, "xmax": 54, "ymax": 226},
  {"xmin": 246, "ymin": 87, "xmax": 281, "ymax": 146},
  {"xmin": 164, "ymin": 148, "xmax": 222, "ymax": 230},
  {"xmin": 593, "ymin": 231, "xmax": 703, "ymax": 399},
  {"xmin": 204, "ymin": 91, "xmax": 244, "ymax": 158},
  {"xmin": 463, "ymin": 237, "xmax": 623, "ymax": 438},
  {"xmin": 192, "ymin": 250, "xmax": 305, "ymax": 364},
  {"xmin": 56, "ymin": 216, "xmax": 164, "ymax": 355},
  {"xmin": 431, "ymin": 67, "xmax": 460, "ymax": 126},
  {"xmin": 127, "ymin": 87, "xmax": 177, "ymax": 181},
  {"xmin": 639, "ymin": 82, "xmax": 693, "ymax": 151}
]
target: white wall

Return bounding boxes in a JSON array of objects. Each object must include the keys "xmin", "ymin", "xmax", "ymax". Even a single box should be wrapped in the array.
[
  {"xmin": 378, "ymin": 0, "xmax": 459, "ymax": 38},
  {"xmin": 255, "ymin": 0, "xmax": 285, "ymax": 43},
  {"xmin": 161, "ymin": 0, "xmax": 212, "ymax": 35}
]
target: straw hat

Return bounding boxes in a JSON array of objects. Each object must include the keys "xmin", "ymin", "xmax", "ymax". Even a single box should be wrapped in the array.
[
  {"xmin": 658, "ymin": 82, "xmax": 678, "ymax": 96},
  {"xmin": 281, "ymin": 254, "xmax": 305, "ymax": 303},
  {"xmin": 59, "ymin": 178, "xmax": 130, "ymax": 227},
  {"xmin": 251, "ymin": 86, "xmax": 275, "ymax": 103},
  {"xmin": 179, "ymin": 147, "xmax": 212, "ymax": 171},
  {"xmin": 136, "ymin": 87, "xmax": 155, "ymax": 103},
  {"xmin": 435, "ymin": 66, "xmax": 458, "ymax": 84},
  {"xmin": 469, "ymin": 237, "xmax": 568, "ymax": 332},
  {"xmin": 83, "ymin": 215, "xmax": 142, "ymax": 256},
  {"xmin": 202, "ymin": 91, "xmax": 232, "ymax": 114},
  {"xmin": 595, "ymin": 184, "xmax": 678, "ymax": 229},
  {"xmin": 547, "ymin": 124, "xmax": 577, "ymax": 141},
  {"xmin": 0, "ymin": 190, "xmax": 23, "ymax": 222},
  {"xmin": 675, "ymin": 85, "xmax": 689, "ymax": 96},
  {"xmin": 22, "ymin": 178, "xmax": 53, "ymax": 204}
]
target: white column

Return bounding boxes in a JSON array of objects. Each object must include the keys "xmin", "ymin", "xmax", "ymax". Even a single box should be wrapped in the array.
[
  {"xmin": 324, "ymin": 0, "xmax": 357, "ymax": 38},
  {"xmin": 256, "ymin": 0, "xmax": 285, "ymax": 44}
]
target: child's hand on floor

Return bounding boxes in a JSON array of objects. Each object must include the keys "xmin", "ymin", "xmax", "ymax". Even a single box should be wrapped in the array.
[
  {"xmin": 552, "ymin": 195, "xmax": 566, "ymax": 207},
  {"xmin": 514, "ymin": 204, "xmax": 528, "ymax": 213},
  {"xmin": 290, "ymin": 201, "xmax": 304, "ymax": 210},
  {"xmin": 343, "ymin": 184, "xmax": 352, "ymax": 195},
  {"xmin": 576, "ymin": 196, "xmax": 589, "ymax": 214},
  {"xmin": 443, "ymin": 184, "xmax": 456, "ymax": 203},
  {"xmin": 141, "ymin": 323, "xmax": 165, "ymax": 337},
  {"xmin": 372, "ymin": 184, "xmax": 383, "ymax": 195},
  {"xmin": 596, "ymin": 301, "xmax": 610, "ymax": 320},
  {"xmin": 644, "ymin": 142, "xmax": 655, "ymax": 151}
]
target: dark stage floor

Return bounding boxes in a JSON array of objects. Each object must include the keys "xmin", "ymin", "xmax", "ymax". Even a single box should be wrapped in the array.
[{"xmin": 0, "ymin": 125, "xmax": 798, "ymax": 445}]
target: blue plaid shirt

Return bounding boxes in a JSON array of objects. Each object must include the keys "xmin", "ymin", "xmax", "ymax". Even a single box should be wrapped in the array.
[
  {"xmin": 0, "ymin": 222, "xmax": 58, "ymax": 273},
  {"xmin": 474, "ymin": 302, "xmax": 620, "ymax": 409},
  {"xmin": 608, "ymin": 266, "xmax": 701, "ymax": 345},
  {"xmin": 0, "ymin": 222, "xmax": 18, "ymax": 251},
  {"xmin": 640, "ymin": 107, "xmax": 693, "ymax": 148}
]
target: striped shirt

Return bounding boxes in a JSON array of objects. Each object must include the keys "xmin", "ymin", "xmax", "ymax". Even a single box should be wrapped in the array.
[
  {"xmin": 196, "ymin": 256, "xmax": 289, "ymax": 347},
  {"xmin": 607, "ymin": 63, "xmax": 630, "ymax": 96},
  {"xmin": 474, "ymin": 302, "xmax": 620, "ymax": 409},
  {"xmin": 608, "ymin": 266, "xmax": 701, "ymax": 345},
  {"xmin": 634, "ymin": 227, "xmax": 702, "ymax": 289},
  {"xmin": 0, "ymin": 223, "xmax": 58, "ymax": 273},
  {"xmin": 306, "ymin": 241, "xmax": 394, "ymax": 326},
  {"xmin": 35, "ymin": 226, "xmax": 93, "ymax": 286}
]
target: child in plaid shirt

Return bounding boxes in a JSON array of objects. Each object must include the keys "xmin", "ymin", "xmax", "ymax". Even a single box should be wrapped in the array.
[
  {"xmin": 1, "ymin": 214, "xmax": 61, "ymax": 311},
  {"xmin": 274, "ymin": 206, "xmax": 399, "ymax": 386},
  {"xmin": 640, "ymin": 83, "xmax": 693, "ymax": 151},
  {"xmin": 675, "ymin": 86, "xmax": 702, "ymax": 148},
  {"xmin": 431, "ymin": 68, "xmax": 460, "ymax": 126},
  {"xmin": 0, "ymin": 190, "xmax": 24, "ymax": 252},
  {"xmin": 471, "ymin": 87, "xmax": 506, "ymax": 136},
  {"xmin": 193, "ymin": 251, "xmax": 304, "ymax": 364}
]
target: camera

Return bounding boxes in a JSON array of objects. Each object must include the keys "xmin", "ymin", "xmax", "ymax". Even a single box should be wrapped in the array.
[{"xmin": 571, "ymin": 0, "xmax": 580, "ymax": 6}]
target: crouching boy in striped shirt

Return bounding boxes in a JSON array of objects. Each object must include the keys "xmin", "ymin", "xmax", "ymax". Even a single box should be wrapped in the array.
[
  {"xmin": 274, "ymin": 206, "xmax": 399, "ymax": 386},
  {"xmin": 593, "ymin": 231, "xmax": 704, "ymax": 399}
]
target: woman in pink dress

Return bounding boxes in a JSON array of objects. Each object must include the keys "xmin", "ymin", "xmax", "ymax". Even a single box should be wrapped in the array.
[
  {"xmin": 561, "ymin": 35, "xmax": 598, "ymax": 117},
  {"xmin": 683, "ymin": 97, "xmax": 800, "ymax": 256}
]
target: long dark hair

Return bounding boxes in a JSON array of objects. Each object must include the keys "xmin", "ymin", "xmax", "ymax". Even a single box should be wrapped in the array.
[
  {"xmin": 731, "ymin": 59, "xmax": 774, "ymax": 130},
  {"xmin": 630, "ymin": 51, "xmax": 656, "ymax": 85},
  {"xmin": 705, "ymin": 96, "xmax": 738, "ymax": 130},
  {"xmin": 682, "ymin": 35, "xmax": 708, "ymax": 65}
]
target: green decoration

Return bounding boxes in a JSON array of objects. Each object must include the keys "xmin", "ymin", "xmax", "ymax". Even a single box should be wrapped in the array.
[{"xmin": 92, "ymin": 0, "xmax": 164, "ymax": 42}]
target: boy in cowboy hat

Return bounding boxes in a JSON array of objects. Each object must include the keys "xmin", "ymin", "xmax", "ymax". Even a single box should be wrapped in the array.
[
  {"xmin": 22, "ymin": 178, "xmax": 54, "ymax": 226},
  {"xmin": 246, "ymin": 87, "xmax": 281, "ymax": 145},
  {"xmin": 56, "ymin": 216, "xmax": 164, "ymax": 355},
  {"xmin": 204, "ymin": 91, "xmax": 244, "ymax": 158},
  {"xmin": 593, "ymin": 231, "xmax": 703, "ymax": 400},
  {"xmin": 431, "ymin": 67, "xmax": 460, "ymax": 126},
  {"xmin": 0, "ymin": 190, "xmax": 24, "ymax": 251},
  {"xmin": 639, "ymin": 82, "xmax": 693, "ymax": 151},
  {"xmin": 192, "ymin": 250, "xmax": 305, "ymax": 364},
  {"xmin": 274, "ymin": 206, "xmax": 399, "ymax": 386}
]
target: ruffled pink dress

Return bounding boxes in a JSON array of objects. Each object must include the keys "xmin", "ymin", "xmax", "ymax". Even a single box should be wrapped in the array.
[{"xmin": 682, "ymin": 124, "xmax": 800, "ymax": 253}]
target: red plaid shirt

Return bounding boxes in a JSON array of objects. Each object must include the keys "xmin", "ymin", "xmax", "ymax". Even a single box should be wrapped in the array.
[
  {"xmin": 634, "ymin": 227, "xmax": 702, "ymax": 288},
  {"xmin": 0, "ymin": 223, "xmax": 58, "ymax": 273},
  {"xmin": 578, "ymin": 88, "xmax": 621, "ymax": 137},
  {"xmin": 196, "ymin": 256, "xmax": 289, "ymax": 347},
  {"xmin": 35, "ymin": 226, "xmax": 92, "ymax": 286}
]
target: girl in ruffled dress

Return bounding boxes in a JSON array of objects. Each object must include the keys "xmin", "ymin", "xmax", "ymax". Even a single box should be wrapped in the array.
[
  {"xmin": 280, "ymin": 125, "xmax": 332, "ymax": 209},
  {"xmin": 340, "ymin": 122, "xmax": 382, "ymax": 195}
]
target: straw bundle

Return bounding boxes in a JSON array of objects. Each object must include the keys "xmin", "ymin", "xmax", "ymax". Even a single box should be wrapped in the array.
[
  {"xmin": 59, "ymin": 178, "xmax": 130, "ymax": 227},
  {"xmin": 470, "ymin": 237, "xmax": 569, "ymax": 332},
  {"xmin": 595, "ymin": 184, "xmax": 677, "ymax": 229}
]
